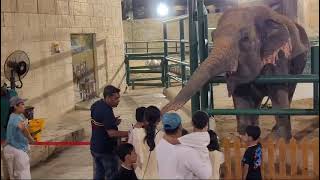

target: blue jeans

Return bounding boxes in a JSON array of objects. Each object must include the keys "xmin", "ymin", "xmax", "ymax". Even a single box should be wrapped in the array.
[{"xmin": 91, "ymin": 151, "xmax": 119, "ymax": 180}]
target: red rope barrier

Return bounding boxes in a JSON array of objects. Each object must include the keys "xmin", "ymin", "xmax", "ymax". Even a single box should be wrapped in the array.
[{"xmin": 1, "ymin": 141, "xmax": 90, "ymax": 146}]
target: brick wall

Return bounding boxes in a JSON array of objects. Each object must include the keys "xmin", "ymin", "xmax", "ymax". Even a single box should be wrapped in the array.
[{"xmin": 1, "ymin": 0, "xmax": 126, "ymax": 122}]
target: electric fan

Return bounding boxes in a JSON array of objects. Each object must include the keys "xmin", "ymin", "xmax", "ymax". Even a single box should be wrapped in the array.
[{"xmin": 4, "ymin": 50, "xmax": 30, "ymax": 89}]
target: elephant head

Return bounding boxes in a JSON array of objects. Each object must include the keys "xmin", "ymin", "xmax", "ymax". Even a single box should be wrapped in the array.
[{"xmin": 161, "ymin": 6, "xmax": 308, "ymax": 113}]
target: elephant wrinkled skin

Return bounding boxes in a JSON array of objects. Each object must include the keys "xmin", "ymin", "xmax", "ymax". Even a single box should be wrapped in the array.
[{"xmin": 161, "ymin": 6, "xmax": 310, "ymax": 141}]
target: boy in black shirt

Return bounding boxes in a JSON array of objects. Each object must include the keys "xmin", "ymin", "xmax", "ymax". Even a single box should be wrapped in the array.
[
  {"xmin": 242, "ymin": 125, "xmax": 262, "ymax": 180},
  {"xmin": 114, "ymin": 143, "xmax": 138, "ymax": 180}
]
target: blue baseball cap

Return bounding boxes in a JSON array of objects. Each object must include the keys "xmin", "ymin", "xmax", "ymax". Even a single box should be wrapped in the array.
[{"xmin": 162, "ymin": 113, "xmax": 182, "ymax": 130}]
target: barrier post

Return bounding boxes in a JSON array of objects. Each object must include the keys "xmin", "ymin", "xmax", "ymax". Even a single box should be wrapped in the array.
[
  {"xmin": 163, "ymin": 23, "xmax": 169, "ymax": 87},
  {"xmin": 311, "ymin": 45, "xmax": 319, "ymax": 112},
  {"xmin": 197, "ymin": 0, "xmax": 209, "ymax": 110},
  {"xmin": 189, "ymin": 0, "xmax": 200, "ymax": 114},
  {"xmin": 179, "ymin": 19, "xmax": 186, "ymax": 87}
]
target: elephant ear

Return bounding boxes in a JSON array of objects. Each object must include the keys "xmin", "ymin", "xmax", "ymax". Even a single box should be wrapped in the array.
[{"xmin": 256, "ymin": 18, "xmax": 292, "ymax": 65}]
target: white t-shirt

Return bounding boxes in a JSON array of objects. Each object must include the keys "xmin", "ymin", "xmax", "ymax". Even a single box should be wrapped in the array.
[
  {"xmin": 175, "ymin": 145, "xmax": 212, "ymax": 179},
  {"xmin": 155, "ymin": 138, "xmax": 180, "ymax": 179},
  {"xmin": 130, "ymin": 128, "xmax": 164, "ymax": 179}
]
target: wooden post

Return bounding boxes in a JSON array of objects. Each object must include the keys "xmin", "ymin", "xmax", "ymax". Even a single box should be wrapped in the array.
[
  {"xmin": 301, "ymin": 138, "xmax": 309, "ymax": 176},
  {"xmin": 279, "ymin": 138, "xmax": 286, "ymax": 177},
  {"xmin": 268, "ymin": 138, "xmax": 275, "ymax": 179},
  {"xmin": 311, "ymin": 138, "xmax": 319, "ymax": 177},
  {"xmin": 234, "ymin": 138, "xmax": 241, "ymax": 179},
  {"xmin": 223, "ymin": 138, "xmax": 232, "ymax": 179},
  {"xmin": 290, "ymin": 138, "xmax": 297, "ymax": 176}
]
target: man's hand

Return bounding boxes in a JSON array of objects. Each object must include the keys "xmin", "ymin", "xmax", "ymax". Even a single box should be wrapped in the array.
[
  {"xmin": 29, "ymin": 138, "xmax": 36, "ymax": 144},
  {"xmin": 115, "ymin": 116, "xmax": 122, "ymax": 125}
]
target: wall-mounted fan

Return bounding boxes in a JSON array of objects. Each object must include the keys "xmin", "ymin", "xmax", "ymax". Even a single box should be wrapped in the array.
[{"xmin": 4, "ymin": 50, "xmax": 30, "ymax": 90}]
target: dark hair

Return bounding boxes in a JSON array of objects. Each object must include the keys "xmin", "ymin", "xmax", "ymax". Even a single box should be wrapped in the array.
[
  {"xmin": 245, "ymin": 125, "xmax": 261, "ymax": 141},
  {"xmin": 103, "ymin": 85, "xmax": 120, "ymax": 99},
  {"xmin": 181, "ymin": 128, "xmax": 189, "ymax": 136},
  {"xmin": 164, "ymin": 125, "xmax": 180, "ymax": 135},
  {"xmin": 207, "ymin": 130, "xmax": 220, "ymax": 151},
  {"xmin": 116, "ymin": 143, "xmax": 134, "ymax": 162},
  {"xmin": 135, "ymin": 107, "xmax": 146, "ymax": 122},
  {"xmin": 144, "ymin": 106, "xmax": 160, "ymax": 151},
  {"xmin": 192, "ymin": 111, "xmax": 209, "ymax": 130}
]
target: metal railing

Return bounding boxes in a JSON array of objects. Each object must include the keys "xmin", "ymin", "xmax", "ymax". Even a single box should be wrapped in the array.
[{"xmin": 161, "ymin": 0, "xmax": 319, "ymax": 116}]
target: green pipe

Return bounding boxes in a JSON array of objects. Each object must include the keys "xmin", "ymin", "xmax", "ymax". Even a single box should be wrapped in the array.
[
  {"xmin": 131, "ymin": 83, "xmax": 163, "ymax": 86},
  {"xmin": 198, "ymin": 0, "xmax": 209, "ymax": 111},
  {"xmin": 125, "ymin": 56, "xmax": 130, "ymax": 85},
  {"xmin": 130, "ymin": 70, "xmax": 162, "ymax": 73},
  {"xmin": 311, "ymin": 46, "xmax": 319, "ymax": 111},
  {"xmin": 179, "ymin": 19, "xmax": 186, "ymax": 87},
  {"xmin": 168, "ymin": 74, "xmax": 183, "ymax": 82},
  {"xmin": 189, "ymin": 0, "xmax": 200, "ymax": 114},
  {"xmin": 130, "ymin": 66, "xmax": 161, "ymax": 69},
  {"xmin": 127, "ymin": 56, "xmax": 164, "ymax": 60},
  {"xmin": 163, "ymin": 23, "xmax": 169, "ymax": 87},
  {"xmin": 162, "ymin": 14, "xmax": 189, "ymax": 23},
  {"xmin": 131, "ymin": 77, "xmax": 162, "ymax": 81},
  {"xmin": 206, "ymin": 108, "xmax": 319, "ymax": 115},
  {"xmin": 165, "ymin": 57, "xmax": 190, "ymax": 66},
  {"xmin": 209, "ymin": 75, "xmax": 319, "ymax": 83}
]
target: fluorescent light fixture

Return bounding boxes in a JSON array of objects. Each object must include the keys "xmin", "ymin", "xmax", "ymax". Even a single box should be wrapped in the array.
[{"xmin": 157, "ymin": 3, "xmax": 169, "ymax": 17}]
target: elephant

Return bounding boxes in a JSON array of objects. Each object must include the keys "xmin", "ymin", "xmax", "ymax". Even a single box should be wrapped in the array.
[{"xmin": 161, "ymin": 6, "xmax": 310, "ymax": 141}]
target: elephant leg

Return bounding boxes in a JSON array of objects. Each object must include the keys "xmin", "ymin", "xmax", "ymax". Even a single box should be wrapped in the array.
[
  {"xmin": 288, "ymin": 53, "xmax": 308, "ymax": 104},
  {"xmin": 269, "ymin": 86, "xmax": 292, "ymax": 141},
  {"xmin": 232, "ymin": 89, "xmax": 264, "ymax": 135}
]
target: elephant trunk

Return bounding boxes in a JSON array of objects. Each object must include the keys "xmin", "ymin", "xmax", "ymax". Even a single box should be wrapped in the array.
[{"xmin": 162, "ymin": 38, "xmax": 236, "ymax": 113}]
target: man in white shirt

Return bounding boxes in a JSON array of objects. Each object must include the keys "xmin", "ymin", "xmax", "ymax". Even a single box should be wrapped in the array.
[
  {"xmin": 155, "ymin": 113, "xmax": 183, "ymax": 179},
  {"xmin": 156, "ymin": 113, "xmax": 212, "ymax": 179}
]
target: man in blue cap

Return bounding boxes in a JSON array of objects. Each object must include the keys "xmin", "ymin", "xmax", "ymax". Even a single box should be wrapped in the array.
[
  {"xmin": 155, "ymin": 112, "xmax": 183, "ymax": 179},
  {"xmin": 156, "ymin": 112, "xmax": 212, "ymax": 179}
]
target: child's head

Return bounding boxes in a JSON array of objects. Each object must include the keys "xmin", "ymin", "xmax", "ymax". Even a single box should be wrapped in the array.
[
  {"xmin": 135, "ymin": 107, "xmax": 146, "ymax": 122},
  {"xmin": 192, "ymin": 111, "xmax": 209, "ymax": 130},
  {"xmin": 245, "ymin": 125, "xmax": 261, "ymax": 142},
  {"xmin": 162, "ymin": 113, "xmax": 182, "ymax": 136},
  {"xmin": 116, "ymin": 143, "xmax": 137, "ymax": 164},
  {"xmin": 10, "ymin": 96, "xmax": 26, "ymax": 114}
]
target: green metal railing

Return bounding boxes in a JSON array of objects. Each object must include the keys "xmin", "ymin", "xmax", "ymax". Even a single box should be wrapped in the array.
[
  {"xmin": 124, "ymin": 0, "xmax": 319, "ymax": 117},
  {"xmin": 124, "ymin": 40, "xmax": 189, "ymax": 89},
  {"xmin": 161, "ymin": 0, "xmax": 319, "ymax": 116}
]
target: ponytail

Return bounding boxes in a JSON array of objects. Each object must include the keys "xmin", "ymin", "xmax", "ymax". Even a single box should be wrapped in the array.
[{"xmin": 143, "ymin": 106, "xmax": 160, "ymax": 151}]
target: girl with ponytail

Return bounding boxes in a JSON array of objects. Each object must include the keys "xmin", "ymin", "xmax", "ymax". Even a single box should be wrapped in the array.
[
  {"xmin": 130, "ymin": 106, "xmax": 163, "ymax": 179},
  {"xmin": 143, "ymin": 106, "xmax": 160, "ymax": 151}
]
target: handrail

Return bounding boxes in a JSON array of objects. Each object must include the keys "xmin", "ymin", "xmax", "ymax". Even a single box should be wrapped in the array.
[
  {"xmin": 165, "ymin": 56, "xmax": 190, "ymax": 66},
  {"xmin": 162, "ymin": 14, "xmax": 189, "ymax": 23}
]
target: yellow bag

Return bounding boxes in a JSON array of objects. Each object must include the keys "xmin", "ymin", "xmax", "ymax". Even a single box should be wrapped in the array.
[{"xmin": 28, "ymin": 119, "xmax": 45, "ymax": 141}]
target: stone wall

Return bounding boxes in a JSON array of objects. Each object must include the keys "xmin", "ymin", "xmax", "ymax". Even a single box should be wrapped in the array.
[
  {"xmin": 1, "ymin": 0, "xmax": 126, "ymax": 122},
  {"xmin": 297, "ymin": 0, "xmax": 319, "ymax": 37}
]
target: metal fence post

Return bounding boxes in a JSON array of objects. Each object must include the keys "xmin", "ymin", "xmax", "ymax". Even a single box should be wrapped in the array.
[
  {"xmin": 179, "ymin": 19, "xmax": 186, "ymax": 87},
  {"xmin": 197, "ymin": 0, "xmax": 209, "ymax": 110},
  {"xmin": 311, "ymin": 45, "xmax": 319, "ymax": 112},
  {"xmin": 125, "ymin": 56, "xmax": 130, "ymax": 85},
  {"xmin": 163, "ymin": 23, "xmax": 169, "ymax": 87},
  {"xmin": 189, "ymin": 0, "xmax": 200, "ymax": 114}
]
